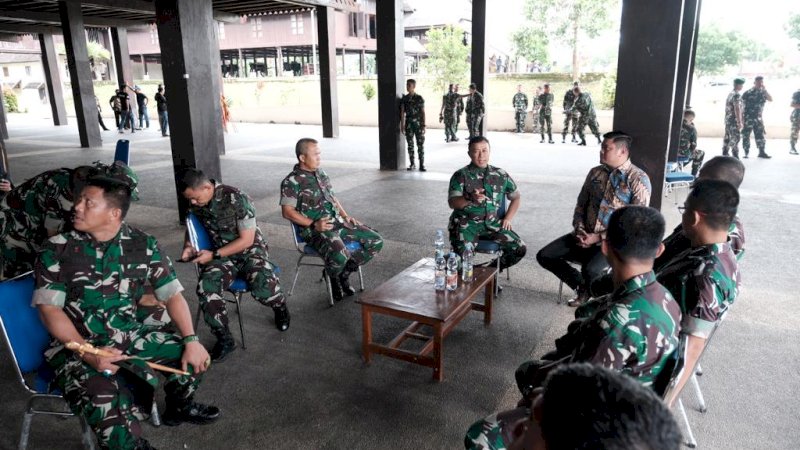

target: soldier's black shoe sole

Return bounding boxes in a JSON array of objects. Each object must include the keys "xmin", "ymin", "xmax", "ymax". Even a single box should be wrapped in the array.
[{"xmin": 163, "ymin": 404, "xmax": 220, "ymax": 426}]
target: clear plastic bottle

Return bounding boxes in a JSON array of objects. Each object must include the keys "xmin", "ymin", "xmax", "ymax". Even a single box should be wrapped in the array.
[
  {"xmin": 434, "ymin": 229, "xmax": 445, "ymax": 256},
  {"xmin": 434, "ymin": 252, "xmax": 446, "ymax": 291},
  {"xmin": 446, "ymin": 252, "xmax": 459, "ymax": 291},
  {"xmin": 462, "ymin": 242, "xmax": 474, "ymax": 282}
]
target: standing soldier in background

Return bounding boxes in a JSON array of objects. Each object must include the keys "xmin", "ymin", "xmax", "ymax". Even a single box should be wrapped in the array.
[
  {"xmin": 439, "ymin": 84, "xmax": 460, "ymax": 143},
  {"xmin": 723, "ymin": 78, "xmax": 745, "ymax": 159},
  {"xmin": 464, "ymin": 83, "xmax": 486, "ymax": 139},
  {"xmin": 537, "ymin": 84, "xmax": 555, "ymax": 144},
  {"xmin": 455, "ymin": 84, "xmax": 465, "ymax": 137},
  {"xmin": 741, "ymin": 76, "xmax": 772, "ymax": 159},
  {"xmin": 573, "ymin": 86, "xmax": 602, "ymax": 146},
  {"xmin": 400, "ymin": 79, "xmax": 427, "ymax": 171},
  {"xmin": 679, "ymin": 110, "xmax": 705, "ymax": 176},
  {"xmin": 790, "ymin": 87, "xmax": 800, "ymax": 155},
  {"xmin": 562, "ymin": 81, "xmax": 580, "ymax": 143},
  {"xmin": 531, "ymin": 86, "xmax": 542, "ymax": 134},
  {"xmin": 512, "ymin": 85, "xmax": 529, "ymax": 133}
]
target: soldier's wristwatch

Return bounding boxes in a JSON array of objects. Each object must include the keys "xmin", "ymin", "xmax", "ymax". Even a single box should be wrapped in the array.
[{"xmin": 213, "ymin": 249, "xmax": 222, "ymax": 259}]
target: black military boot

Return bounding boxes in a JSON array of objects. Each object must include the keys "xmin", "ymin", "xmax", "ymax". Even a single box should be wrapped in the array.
[
  {"xmin": 561, "ymin": 134, "xmax": 566, "ymax": 143},
  {"xmin": 578, "ymin": 138, "xmax": 587, "ymax": 146},
  {"xmin": 162, "ymin": 397, "xmax": 220, "ymax": 426},
  {"xmin": 407, "ymin": 156, "xmax": 416, "ymax": 171},
  {"xmin": 790, "ymin": 147, "xmax": 798, "ymax": 155},
  {"xmin": 571, "ymin": 133, "xmax": 578, "ymax": 143},
  {"xmin": 548, "ymin": 133, "xmax": 554, "ymax": 144},
  {"xmin": 327, "ymin": 270, "xmax": 344, "ymax": 302},
  {"xmin": 419, "ymin": 156, "xmax": 427, "ymax": 172},
  {"xmin": 596, "ymin": 135, "xmax": 602, "ymax": 144},
  {"xmin": 540, "ymin": 134, "xmax": 545, "ymax": 143},
  {"xmin": 134, "ymin": 438, "xmax": 158, "ymax": 450},
  {"xmin": 210, "ymin": 327, "xmax": 236, "ymax": 362},
  {"xmin": 272, "ymin": 304, "xmax": 290, "ymax": 332},
  {"xmin": 338, "ymin": 260, "xmax": 359, "ymax": 297}
]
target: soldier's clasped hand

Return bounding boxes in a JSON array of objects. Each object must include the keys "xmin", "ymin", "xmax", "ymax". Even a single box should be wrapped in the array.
[
  {"xmin": 83, "ymin": 346, "xmax": 127, "ymax": 375},
  {"xmin": 190, "ymin": 249, "xmax": 214, "ymax": 265},
  {"xmin": 314, "ymin": 216, "xmax": 335, "ymax": 232},
  {"xmin": 472, "ymin": 188, "xmax": 487, "ymax": 204}
]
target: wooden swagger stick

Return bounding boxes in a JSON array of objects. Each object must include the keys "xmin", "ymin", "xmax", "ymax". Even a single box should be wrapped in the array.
[{"xmin": 66, "ymin": 341, "xmax": 190, "ymax": 376}]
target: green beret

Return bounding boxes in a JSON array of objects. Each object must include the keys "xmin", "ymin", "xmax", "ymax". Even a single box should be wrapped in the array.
[
  {"xmin": 89, "ymin": 162, "xmax": 140, "ymax": 201},
  {"xmin": 733, "ymin": 78, "xmax": 745, "ymax": 85}
]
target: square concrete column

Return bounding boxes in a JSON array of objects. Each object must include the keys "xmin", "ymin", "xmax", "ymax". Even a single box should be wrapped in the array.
[
  {"xmin": 685, "ymin": 0, "xmax": 702, "ymax": 108},
  {"xmin": 39, "ymin": 33, "xmax": 68, "ymax": 126},
  {"xmin": 0, "ymin": 89, "xmax": 7, "ymax": 140},
  {"xmin": 155, "ymin": 0, "xmax": 224, "ymax": 220},
  {"xmin": 613, "ymin": 0, "xmax": 686, "ymax": 210},
  {"xmin": 471, "ymin": 0, "xmax": 488, "ymax": 135},
  {"xmin": 668, "ymin": 0, "xmax": 701, "ymax": 161},
  {"xmin": 111, "ymin": 27, "xmax": 133, "ymax": 87},
  {"xmin": 376, "ymin": 0, "xmax": 405, "ymax": 170},
  {"xmin": 58, "ymin": 0, "xmax": 102, "ymax": 148},
  {"xmin": 316, "ymin": 6, "xmax": 339, "ymax": 138}
]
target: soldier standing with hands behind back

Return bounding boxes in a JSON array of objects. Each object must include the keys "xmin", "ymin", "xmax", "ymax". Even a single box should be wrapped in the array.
[
  {"xmin": 512, "ymin": 85, "xmax": 528, "ymax": 133},
  {"xmin": 538, "ymin": 84, "xmax": 554, "ymax": 144},
  {"xmin": 400, "ymin": 79, "xmax": 426, "ymax": 171},
  {"xmin": 789, "ymin": 87, "xmax": 800, "ymax": 155},
  {"xmin": 722, "ymin": 78, "xmax": 745, "ymax": 159},
  {"xmin": 562, "ymin": 81, "xmax": 579, "ymax": 143}
]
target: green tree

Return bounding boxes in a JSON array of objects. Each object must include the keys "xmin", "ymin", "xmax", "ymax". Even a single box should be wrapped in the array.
[
  {"xmin": 695, "ymin": 26, "xmax": 744, "ymax": 76},
  {"xmin": 511, "ymin": 24, "xmax": 549, "ymax": 65},
  {"xmin": 787, "ymin": 13, "xmax": 800, "ymax": 50},
  {"xmin": 421, "ymin": 25, "xmax": 470, "ymax": 93}
]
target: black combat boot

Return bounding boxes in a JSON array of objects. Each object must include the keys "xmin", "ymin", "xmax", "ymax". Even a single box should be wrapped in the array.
[
  {"xmin": 540, "ymin": 134, "xmax": 545, "ymax": 143},
  {"xmin": 407, "ymin": 156, "xmax": 416, "ymax": 171},
  {"xmin": 561, "ymin": 134, "xmax": 566, "ymax": 143},
  {"xmin": 571, "ymin": 133, "xmax": 578, "ymax": 143},
  {"xmin": 272, "ymin": 304, "xmax": 290, "ymax": 332},
  {"xmin": 162, "ymin": 397, "xmax": 220, "ymax": 426},
  {"xmin": 578, "ymin": 138, "xmax": 587, "ymax": 146},
  {"xmin": 326, "ymin": 270, "xmax": 344, "ymax": 302},
  {"xmin": 596, "ymin": 135, "xmax": 602, "ymax": 144},
  {"xmin": 134, "ymin": 438, "xmax": 158, "ymax": 450},
  {"xmin": 210, "ymin": 327, "xmax": 236, "ymax": 362},
  {"xmin": 548, "ymin": 133, "xmax": 554, "ymax": 144},
  {"xmin": 790, "ymin": 147, "xmax": 798, "ymax": 155},
  {"xmin": 338, "ymin": 260, "xmax": 360, "ymax": 297},
  {"xmin": 419, "ymin": 156, "xmax": 427, "ymax": 172}
]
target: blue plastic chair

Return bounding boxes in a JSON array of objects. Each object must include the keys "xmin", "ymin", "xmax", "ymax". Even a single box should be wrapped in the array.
[
  {"xmin": 185, "ymin": 212, "xmax": 248, "ymax": 349},
  {"xmin": 474, "ymin": 194, "xmax": 510, "ymax": 295},
  {"xmin": 113, "ymin": 139, "xmax": 130, "ymax": 165},
  {"xmin": 288, "ymin": 222, "xmax": 364, "ymax": 307},
  {"xmin": 0, "ymin": 272, "xmax": 95, "ymax": 450},
  {"xmin": 664, "ymin": 168, "xmax": 695, "ymax": 205}
]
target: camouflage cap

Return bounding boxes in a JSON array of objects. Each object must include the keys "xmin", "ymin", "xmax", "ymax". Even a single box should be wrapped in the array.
[
  {"xmin": 733, "ymin": 78, "xmax": 745, "ymax": 85},
  {"xmin": 88, "ymin": 162, "xmax": 140, "ymax": 201}
]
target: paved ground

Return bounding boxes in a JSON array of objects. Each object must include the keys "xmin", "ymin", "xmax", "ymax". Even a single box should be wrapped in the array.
[{"xmin": 0, "ymin": 115, "xmax": 798, "ymax": 449}]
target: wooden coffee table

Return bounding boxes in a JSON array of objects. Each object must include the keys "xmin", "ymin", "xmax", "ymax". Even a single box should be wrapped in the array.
[{"xmin": 357, "ymin": 258, "xmax": 496, "ymax": 381}]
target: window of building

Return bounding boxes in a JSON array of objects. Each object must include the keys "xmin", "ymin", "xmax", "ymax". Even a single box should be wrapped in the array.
[
  {"xmin": 218, "ymin": 22, "xmax": 225, "ymax": 40},
  {"xmin": 367, "ymin": 14, "xmax": 376, "ymax": 39},
  {"xmin": 290, "ymin": 14, "xmax": 304, "ymax": 35},
  {"xmin": 349, "ymin": 13, "xmax": 358, "ymax": 37},
  {"xmin": 25, "ymin": 66, "xmax": 31, "ymax": 76},
  {"xmin": 2, "ymin": 67, "xmax": 8, "ymax": 77},
  {"xmin": 252, "ymin": 17, "xmax": 263, "ymax": 39}
]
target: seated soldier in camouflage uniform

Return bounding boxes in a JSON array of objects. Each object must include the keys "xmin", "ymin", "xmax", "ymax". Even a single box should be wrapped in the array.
[
  {"xmin": 448, "ymin": 136, "xmax": 526, "ymax": 273},
  {"xmin": 465, "ymin": 364, "xmax": 681, "ymax": 450},
  {"xmin": 0, "ymin": 164, "xmax": 99, "ymax": 279},
  {"xmin": 466, "ymin": 207, "xmax": 680, "ymax": 449},
  {"xmin": 678, "ymin": 109, "xmax": 705, "ymax": 176},
  {"xmin": 281, "ymin": 138, "xmax": 384, "ymax": 301},
  {"xmin": 657, "ymin": 180, "xmax": 740, "ymax": 406},
  {"xmin": 179, "ymin": 168, "xmax": 289, "ymax": 362},
  {"xmin": 34, "ymin": 173, "xmax": 218, "ymax": 450}
]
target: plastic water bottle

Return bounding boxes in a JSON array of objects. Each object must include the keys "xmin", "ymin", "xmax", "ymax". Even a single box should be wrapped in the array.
[
  {"xmin": 462, "ymin": 242, "xmax": 474, "ymax": 282},
  {"xmin": 446, "ymin": 252, "xmax": 459, "ymax": 291},
  {"xmin": 434, "ymin": 252, "xmax": 446, "ymax": 291},
  {"xmin": 434, "ymin": 229, "xmax": 445, "ymax": 256}
]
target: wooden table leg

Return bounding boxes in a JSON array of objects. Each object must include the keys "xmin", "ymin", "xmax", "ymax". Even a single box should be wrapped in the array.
[
  {"xmin": 484, "ymin": 275, "xmax": 494, "ymax": 325},
  {"xmin": 433, "ymin": 323, "xmax": 443, "ymax": 381},
  {"xmin": 362, "ymin": 306, "xmax": 372, "ymax": 364}
]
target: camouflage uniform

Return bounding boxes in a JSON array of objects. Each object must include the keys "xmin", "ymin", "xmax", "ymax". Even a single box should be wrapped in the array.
[
  {"xmin": 0, "ymin": 168, "xmax": 75, "ymax": 279},
  {"xmin": 470, "ymin": 271, "xmax": 681, "ymax": 448},
  {"xmin": 456, "ymin": 95, "xmax": 465, "ymax": 134},
  {"xmin": 448, "ymin": 164, "xmax": 526, "ymax": 269},
  {"xmin": 722, "ymin": 89, "xmax": 743, "ymax": 158},
  {"xmin": 790, "ymin": 89, "xmax": 800, "ymax": 153},
  {"xmin": 512, "ymin": 92, "xmax": 528, "ymax": 133},
  {"xmin": 656, "ymin": 242, "xmax": 740, "ymax": 339},
  {"xmin": 466, "ymin": 91, "xmax": 486, "ymax": 138},
  {"xmin": 678, "ymin": 119, "xmax": 704, "ymax": 176},
  {"xmin": 573, "ymin": 92, "xmax": 601, "ymax": 144},
  {"xmin": 190, "ymin": 182, "xmax": 285, "ymax": 333},
  {"xmin": 33, "ymin": 225, "xmax": 201, "ymax": 450},
  {"xmin": 442, "ymin": 91, "xmax": 460, "ymax": 142},
  {"xmin": 562, "ymin": 89, "xmax": 578, "ymax": 142},
  {"xmin": 537, "ymin": 91, "xmax": 554, "ymax": 141},
  {"xmin": 741, "ymin": 87, "xmax": 770, "ymax": 157},
  {"xmin": 401, "ymin": 93, "xmax": 426, "ymax": 166},
  {"xmin": 530, "ymin": 93, "xmax": 541, "ymax": 134},
  {"xmin": 280, "ymin": 164, "xmax": 383, "ymax": 277}
]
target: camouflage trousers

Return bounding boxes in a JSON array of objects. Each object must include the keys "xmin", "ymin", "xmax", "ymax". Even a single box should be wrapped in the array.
[
  {"xmin": 576, "ymin": 114, "xmax": 600, "ymax": 142},
  {"xmin": 467, "ymin": 113, "xmax": 484, "ymax": 138},
  {"xmin": 405, "ymin": 122, "xmax": 425, "ymax": 164},
  {"xmin": 444, "ymin": 113, "xmax": 457, "ymax": 141},
  {"xmin": 50, "ymin": 331, "xmax": 201, "ymax": 450},
  {"xmin": 197, "ymin": 253, "xmax": 285, "ymax": 332},
  {"xmin": 514, "ymin": 110, "xmax": 527, "ymax": 132},
  {"xmin": 790, "ymin": 110, "xmax": 800, "ymax": 149},
  {"xmin": 464, "ymin": 407, "xmax": 531, "ymax": 450},
  {"xmin": 722, "ymin": 121, "xmax": 741, "ymax": 158},
  {"xmin": 449, "ymin": 221, "xmax": 527, "ymax": 270},
  {"xmin": 679, "ymin": 148, "xmax": 706, "ymax": 176},
  {"xmin": 0, "ymin": 210, "xmax": 38, "ymax": 279},
  {"xmin": 302, "ymin": 223, "xmax": 384, "ymax": 277},
  {"xmin": 538, "ymin": 113, "xmax": 552, "ymax": 138},
  {"xmin": 562, "ymin": 111, "xmax": 578, "ymax": 138},
  {"xmin": 136, "ymin": 302, "xmax": 173, "ymax": 332},
  {"xmin": 741, "ymin": 116, "xmax": 766, "ymax": 156},
  {"xmin": 530, "ymin": 111, "xmax": 540, "ymax": 133}
]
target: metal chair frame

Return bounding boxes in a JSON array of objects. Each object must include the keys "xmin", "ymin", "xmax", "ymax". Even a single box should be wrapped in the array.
[
  {"xmin": 186, "ymin": 213, "xmax": 247, "ymax": 349},
  {"xmin": 656, "ymin": 334, "xmax": 697, "ymax": 448},
  {"xmin": 665, "ymin": 163, "xmax": 695, "ymax": 205},
  {"xmin": 288, "ymin": 223, "xmax": 364, "ymax": 307}
]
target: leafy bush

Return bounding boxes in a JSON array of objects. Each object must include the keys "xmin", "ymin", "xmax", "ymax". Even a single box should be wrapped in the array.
[
  {"xmin": 599, "ymin": 73, "xmax": 616, "ymax": 109},
  {"xmin": 3, "ymin": 90, "xmax": 19, "ymax": 112},
  {"xmin": 362, "ymin": 82, "xmax": 376, "ymax": 101}
]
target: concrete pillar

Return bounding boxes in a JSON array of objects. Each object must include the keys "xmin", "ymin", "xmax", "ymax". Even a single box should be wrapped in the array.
[
  {"xmin": 613, "ymin": 0, "xmax": 686, "ymax": 210},
  {"xmin": 141, "ymin": 54, "xmax": 148, "ymax": 77},
  {"xmin": 39, "ymin": 33, "xmax": 68, "ymax": 126},
  {"xmin": 360, "ymin": 49, "xmax": 366, "ymax": 75},
  {"xmin": 237, "ymin": 48, "xmax": 243, "ymax": 77},
  {"xmin": 105, "ymin": 28, "xmax": 117, "ymax": 81},
  {"xmin": 58, "ymin": 0, "xmax": 101, "ymax": 148},
  {"xmin": 155, "ymin": 0, "xmax": 224, "ymax": 220},
  {"xmin": 0, "ymin": 135, "xmax": 9, "ymax": 181},
  {"xmin": 685, "ymin": 0, "xmax": 702, "ymax": 109},
  {"xmin": 376, "ymin": 0, "xmax": 405, "ymax": 170},
  {"xmin": 316, "ymin": 6, "xmax": 339, "ymax": 138},
  {"xmin": 667, "ymin": 0, "xmax": 700, "ymax": 161},
  {"xmin": 470, "ymin": 0, "xmax": 488, "ymax": 136},
  {"xmin": 0, "ymin": 89, "xmax": 7, "ymax": 139},
  {"xmin": 276, "ymin": 46, "xmax": 283, "ymax": 76},
  {"xmin": 111, "ymin": 27, "xmax": 132, "ymax": 87}
]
